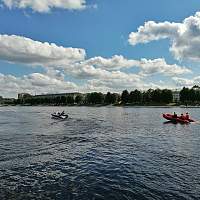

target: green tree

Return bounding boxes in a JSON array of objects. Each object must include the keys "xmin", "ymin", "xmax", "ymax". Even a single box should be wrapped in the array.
[
  {"xmin": 188, "ymin": 89, "xmax": 195, "ymax": 102},
  {"xmin": 121, "ymin": 90, "xmax": 129, "ymax": 104},
  {"xmin": 161, "ymin": 89, "xmax": 173, "ymax": 103},
  {"xmin": 60, "ymin": 96, "xmax": 67, "ymax": 104},
  {"xmin": 142, "ymin": 89, "xmax": 153, "ymax": 103},
  {"xmin": 66, "ymin": 96, "xmax": 74, "ymax": 104},
  {"xmin": 75, "ymin": 95, "xmax": 83, "ymax": 104},
  {"xmin": 151, "ymin": 89, "xmax": 161, "ymax": 103},
  {"xmin": 180, "ymin": 87, "xmax": 190, "ymax": 103},
  {"xmin": 129, "ymin": 90, "xmax": 142, "ymax": 103},
  {"xmin": 86, "ymin": 92, "xmax": 104, "ymax": 104},
  {"xmin": 110, "ymin": 93, "xmax": 117, "ymax": 104},
  {"xmin": 105, "ymin": 92, "xmax": 117, "ymax": 104},
  {"xmin": 105, "ymin": 92, "xmax": 112, "ymax": 104}
]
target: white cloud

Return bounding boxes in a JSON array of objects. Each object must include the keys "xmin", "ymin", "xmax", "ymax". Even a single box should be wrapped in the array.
[
  {"xmin": 129, "ymin": 21, "xmax": 180, "ymax": 45},
  {"xmin": 84, "ymin": 79, "xmax": 167, "ymax": 93},
  {"xmin": 0, "ymin": 34, "xmax": 85, "ymax": 67},
  {"xmin": 173, "ymin": 76, "xmax": 200, "ymax": 87},
  {"xmin": 138, "ymin": 58, "xmax": 191, "ymax": 76},
  {"xmin": 0, "ymin": 34, "xmax": 190, "ymax": 78},
  {"xmin": 128, "ymin": 12, "xmax": 200, "ymax": 62},
  {"xmin": 84, "ymin": 55, "xmax": 138, "ymax": 70},
  {"xmin": 2, "ymin": 0, "xmax": 86, "ymax": 13},
  {"xmin": 0, "ymin": 34, "xmax": 192, "ymax": 97},
  {"xmin": 70, "ymin": 56, "xmax": 191, "ymax": 77}
]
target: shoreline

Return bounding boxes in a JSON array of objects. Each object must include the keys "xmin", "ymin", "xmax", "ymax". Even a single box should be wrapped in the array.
[{"xmin": 1, "ymin": 104, "xmax": 200, "ymax": 108}]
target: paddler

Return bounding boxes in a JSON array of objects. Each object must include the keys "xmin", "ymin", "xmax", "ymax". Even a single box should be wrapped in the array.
[
  {"xmin": 180, "ymin": 114, "xmax": 185, "ymax": 120},
  {"xmin": 185, "ymin": 112, "xmax": 190, "ymax": 120},
  {"xmin": 173, "ymin": 112, "xmax": 177, "ymax": 118}
]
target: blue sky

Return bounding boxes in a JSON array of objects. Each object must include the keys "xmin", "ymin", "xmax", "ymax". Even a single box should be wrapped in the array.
[{"xmin": 1, "ymin": 0, "xmax": 200, "ymax": 97}]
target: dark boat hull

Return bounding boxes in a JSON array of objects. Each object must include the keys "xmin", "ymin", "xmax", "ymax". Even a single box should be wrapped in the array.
[{"xmin": 51, "ymin": 114, "xmax": 68, "ymax": 119}]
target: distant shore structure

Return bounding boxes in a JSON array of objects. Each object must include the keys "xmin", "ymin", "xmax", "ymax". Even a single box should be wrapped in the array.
[
  {"xmin": 18, "ymin": 92, "xmax": 85, "ymax": 100},
  {"xmin": 18, "ymin": 91, "xmax": 180, "ymax": 102},
  {"xmin": 172, "ymin": 90, "xmax": 180, "ymax": 103},
  {"xmin": 3, "ymin": 86, "xmax": 200, "ymax": 106},
  {"xmin": 18, "ymin": 93, "xmax": 32, "ymax": 99}
]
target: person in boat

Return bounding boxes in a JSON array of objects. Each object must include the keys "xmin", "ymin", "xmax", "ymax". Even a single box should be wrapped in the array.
[
  {"xmin": 173, "ymin": 112, "xmax": 177, "ymax": 118},
  {"xmin": 61, "ymin": 111, "xmax": 65, "ymax": 115},
  {"xmin": 180, "ymin": 114, "xmax": 185, "ymax": 120},
  {"xmin": 185, "ymin": 112, "xmax": 190, "ymax": 120}
]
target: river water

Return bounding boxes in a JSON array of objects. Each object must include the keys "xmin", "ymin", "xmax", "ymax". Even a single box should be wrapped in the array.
[{"xmin": 0, "ymin": 106, "xmax": 200, "ymax": 200}]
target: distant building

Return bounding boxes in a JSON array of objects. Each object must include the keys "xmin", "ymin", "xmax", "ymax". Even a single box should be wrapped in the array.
[
  {"xmin": 172, "ymin": 90, "xmax": 180, "ymax": 102},
  {"xmin": 18, "ymin": 92, "xmax": 86, "ymax": 101},
  {"xmin": 18, "ymin": 93, "xmax": 32, "ymax": 99},
  {"xmin": 1, "ymin": 98, "xmax": 15, "ymax": 104},
  {"xmin": 33, "ymin": 92, "xmax": 84, "ymax": 99}
]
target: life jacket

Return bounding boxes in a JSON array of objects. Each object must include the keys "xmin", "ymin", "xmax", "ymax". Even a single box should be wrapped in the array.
[{"xmin": 185, "ymin": 114, "xmax": 189, "ymax": 120}]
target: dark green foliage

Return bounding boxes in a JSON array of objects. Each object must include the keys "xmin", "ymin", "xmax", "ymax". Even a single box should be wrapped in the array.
[
  {"xmin": 161, "ymin": 89, "xmax": 173, "ymax": 103},
  {"xmin": 129, "ymin": 90, "xmax": 142, "ymax": 103},
  {"xmin": 151, "ymin": 89, "xmax": 162, "ymax": 103},
  {"xmin": 66, "ymin": 96, "xmax": 74, "ymax": 104},
  {"xmin": 142, "ymin": 89, "xmax": 152, "ymax": 103},
  {"xmin": 86, "ymin": 92, "xmax": 104, "ymax": 104},
  {"xmin": 105, "ymin": 92, "xmax": 117, "ymax": 104},
  {"xmin": 75, "ymin": 95, "xmax": 83, "ymax": 104},
  {"xmin": 60, "ymin": 96, "xmax": 67, "ymax": 104},
  {"xmin": 121, "ymin": 90, "xmax": 129, "ymax": 104},
  {"xmin": 180, "ymin": 86, "xmax": 200, "ymax": 103},
  {"xmin": 180, "ymin": 87, "xmax": 190, "ymax": 102}
]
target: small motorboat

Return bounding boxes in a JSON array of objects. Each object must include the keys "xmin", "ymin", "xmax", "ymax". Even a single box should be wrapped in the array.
[
  {"xmin": 162, "ymin": 113, "xmax": 194, "ymax": 124},
  {"xmin": 51, "ymin": 112, "xmax": 68, "ymax": 120}
]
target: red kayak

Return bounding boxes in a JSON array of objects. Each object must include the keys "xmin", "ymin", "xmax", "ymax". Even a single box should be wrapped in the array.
[{"xmin": 162, "ymin": 113, "xmax": 194, "ymax": 124}]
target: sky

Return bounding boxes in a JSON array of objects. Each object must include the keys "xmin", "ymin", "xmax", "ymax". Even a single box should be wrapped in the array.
[{"xmin": 1, "ymin": 0, "xmax": 200, "ymax": 97}]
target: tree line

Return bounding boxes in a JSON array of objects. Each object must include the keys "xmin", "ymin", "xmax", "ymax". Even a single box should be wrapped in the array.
[
  {"xmin": 13, "ymin": 88, "xmax": 173, "ymax": 106},
  {"xmin": 9, "ymin": 86, "xmax": 200, "ymax": 106},
  {"xmin": 180, "ymin": 86, "xmax": 200, "ymax": 105}
]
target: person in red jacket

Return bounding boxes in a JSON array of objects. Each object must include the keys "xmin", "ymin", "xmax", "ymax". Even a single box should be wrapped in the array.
[
  {"xmin": 185, "ymin": 112, "xmax": 190, "ymax": 120},
  {"xmin": 180, "ymin": 114, "xmax": 185, "ymax": 120}
]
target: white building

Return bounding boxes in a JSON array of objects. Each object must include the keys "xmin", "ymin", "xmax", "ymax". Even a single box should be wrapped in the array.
[{"xmin": 172, "ymin": 91, "xmax": 180, "ymax": 102}]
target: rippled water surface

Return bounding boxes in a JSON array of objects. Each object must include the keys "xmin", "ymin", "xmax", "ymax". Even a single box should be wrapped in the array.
[{"xmin": 0, "ymin": 106, "xmax": 200, "ymax": 200}]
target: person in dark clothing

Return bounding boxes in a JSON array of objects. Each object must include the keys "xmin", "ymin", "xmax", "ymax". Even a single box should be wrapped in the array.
[{"xmin": 173, "ymin": 112, "xmax": 177, "ymax": 118}]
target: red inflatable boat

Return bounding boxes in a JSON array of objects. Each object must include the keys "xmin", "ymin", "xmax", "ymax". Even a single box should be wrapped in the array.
[{"xmin": 162, "ymin": 113, "xmax": 194, "ymax": 124}]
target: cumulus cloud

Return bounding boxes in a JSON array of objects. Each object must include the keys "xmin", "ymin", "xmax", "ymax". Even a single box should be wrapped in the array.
[
  {"xmin": 129, "ymin": 21, "xmax": 180, "ymax": 45},
  {"xmin": 1, "ymin": 0, "xmax": 86, "ymax": 13},
  {"xmin": 84, "ymin": 79, "xmax": 167, "ymax": 93},
  {"xmin": 0, "ymin": 34, "xmax": 192, "ymax": 97},
  {"xmin": 0, "ymin": 34, "xmax": 190, "ymax": 78},
  {"xmin": 0, "ymin": 34, "xmax": 85, "ymax": 67},
  {"xmin": 128, "ymin": 12, "xmax": 200, "ymax": 62},
  {"xmin": 84, "ymin": 55, "xmax": 138, "ymax": 70},
  {"xmin": 138, "ymin": 58, "xmax": 191, "ymax": 76},
  {"xmin": 70, "ymin": 56, "xmax": 191, "ymax": 77},
  {"xmin": 173, "ymin": 76, "xmax": 200, "ymax": 87}
]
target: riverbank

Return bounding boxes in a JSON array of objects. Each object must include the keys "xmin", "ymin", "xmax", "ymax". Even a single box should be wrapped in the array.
[{"xmin": 1, "ymin": 103, "xmax": 200, "ymax": 108}]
